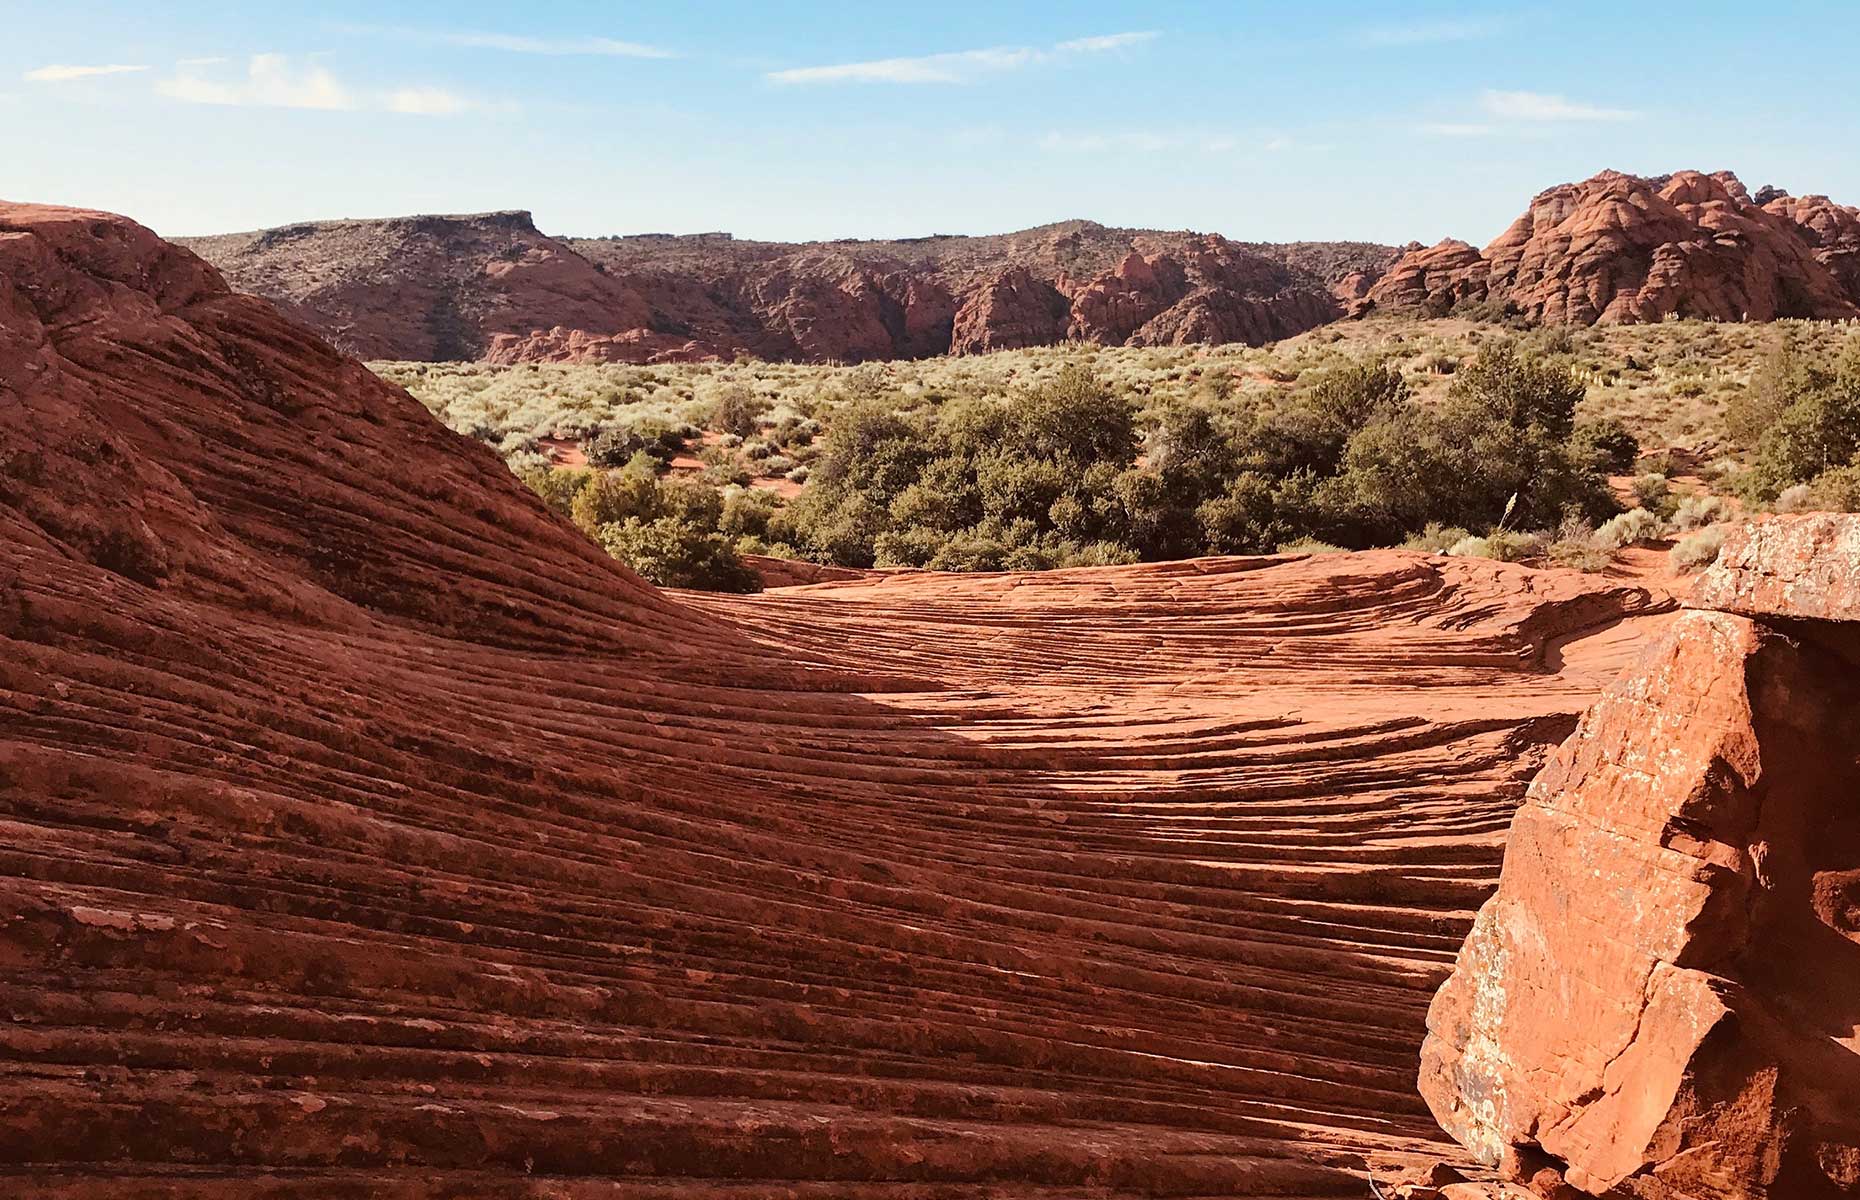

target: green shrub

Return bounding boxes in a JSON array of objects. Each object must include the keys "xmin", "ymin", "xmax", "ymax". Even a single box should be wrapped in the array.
[
  {"xmin": 1672, "ymin": 494, "xmax": 1731, "ymax": 531},
  {"xmin": 597, "ymin": 517, "xmax": 760, "ymax": 592},
  {"xmin": 1592, "ymin": 508, "xmax": 1667, "ymax": 549},
  {"xmin": 1573, "ymin": 416, "xmax": 1641, "ymax": 473},
  {"xmin": 519, "ymin": 466, "xmax": 593, "ymax": 518},
  {"xmin": 1808, "ymin": 462, "xmax": 1860, "ymax": 511},
  {"xmin": 1669, "ymin": 526, "xmax": 1727, "ymax": 574},
  {"xmin": 711, "ymin": 385, "xmax": 767, "ymax": 438},
  {"xmin": 1630, "ymin": 473, "xmax": 1678, "ymax": 518},
  {"xmin": 582, "ymin": 426, "xmax": 649, "ymax": 467},
  {"xmin": 1403, "ymin": 522, "xmax": 1474, "ymax": 553}
]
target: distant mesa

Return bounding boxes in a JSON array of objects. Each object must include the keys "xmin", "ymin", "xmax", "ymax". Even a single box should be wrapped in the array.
[
  {"xmin": 177, "ymin": 169, "xmax": 1860, "ymax": 367},
  {"xmin": 181, "ymin": 214, "xmax": 1397, "ymax": 364}
]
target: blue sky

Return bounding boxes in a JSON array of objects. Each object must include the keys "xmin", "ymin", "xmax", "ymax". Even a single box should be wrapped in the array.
[{"xmin": 5, "ymin": 1, "xmax": 1857, "ymax": 245}]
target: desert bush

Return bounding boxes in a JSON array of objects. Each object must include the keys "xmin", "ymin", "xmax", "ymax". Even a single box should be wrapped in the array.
[
  {"xmin": 1774, "ymin": 483, "xmax": 1816, "ymax": 513},
  {"xmin": 519, "ymin": 466, "xmax": 593, "ymax": 517},
  {"xmin": 1669, "ymin": 525, "xmax": 1728, "ymax": 574},
  {"xmin": 1630, "ymin": 473, "xmax": 1678, "ymax": 518},
  {"xmin": 1446, "ymin": 529, "xmax": 1544, "ymax": 562},
  {"xmin": 597, "ymin": 517, "xmax": 760, "ymax": 592},
  {"xmin": 1672, "ymin": 494, "xmax": 1731, "ymax": 531},
  {"xmin": 1572, "ymin": 416, "xmax": 1641, "ymax": 473},
  {"xmin": 711, "ymin": 384, "xmax": 768, "ymax": 438},
  {"xmin": 516, "ymin": 454, "xmax": 760, "ymax": 593},
  {"xmin": 1545, "ymin": 537, "xmax": 1614, "ymax": 573},
  {"xmin": 1277, "ymin": 537, "xmax": 1347, "ymax": 554},
  {"xmin": 1591, "ymin": 507, "xmax": 1668, "ymax": 549},
  {"xmin": 1808, "ymin": 463, "xmax": 1860, "ymax": 511},
  {"xmin": 719, "ymin": 486, "xmax": 782, "ymax": 538},
  {"xmin": 1402, "ymin": 522, "xmax": 1474, "ymax": 553},
  {"xmin": 1738, "ymin": 336, "xmax": 1860, "ymax": 500},
  {"xmin": 582, "ymin": 426, "xmax": 650, "ymax": 468}
]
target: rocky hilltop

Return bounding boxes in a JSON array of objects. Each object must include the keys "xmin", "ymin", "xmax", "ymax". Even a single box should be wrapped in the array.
[
  {"xmin": 1371, "ymin": 169, "xmax": 1860, "ymax": 324},
  {"xmin": 2, "ymin": 201, "xmax": 1678, "ymax": 1195},
  {"xmin": 183, "ymin": 213, "xmax": 1396, "ymax": 363}
]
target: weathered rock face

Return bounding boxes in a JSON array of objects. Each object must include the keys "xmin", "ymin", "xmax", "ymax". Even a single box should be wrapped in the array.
[
  {"xmin": 4, "ymin": 201, "xmax": 1672, "ymax": 1195},
  {"xmin": 949, "ymin": 264, "xmax": 1070, "ymax": 353},
  {"xmin": 1369, "ymin": 170, "xmax": 1860, "ymax": 325},
  {"xmin": 1421, "ymin": 516, "xmax": 1860, "ymax": 1198},
  {"xmin": 1363, "ymin": 239, "xmax": 1490, "ymax": 315},
  {"xmin": 181, "ymin": 210, "xmax": 662, "ymax": 361},
  {"xmin": 1761, "ymin": 193, "xmax": 1860, "ymax": 314},
  {"xmin": 187, "ymin": 216, "xmax": 1395, "ymax": 364},
  {"xmin": 1063, "ymin": 238, "xmax": 1345, "ymax": 348}
]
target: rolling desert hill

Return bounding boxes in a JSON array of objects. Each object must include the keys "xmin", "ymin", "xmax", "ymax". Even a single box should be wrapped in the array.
[
  {"xmin": 180, "ymin": 169, "xmax": 1860, "ymax": 372},
  {"xmin": 2, "ymin": 203, "xmax": 1685, "ymax": 1195},
  {"xmin": 183, "ymin": 214, "xmax": 1395, "ymax": 365}
]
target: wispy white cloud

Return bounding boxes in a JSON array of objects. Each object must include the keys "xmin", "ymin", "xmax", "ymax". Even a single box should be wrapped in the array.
[
  {"xmin": 386, "ymin": 86, "xmax": 475, "ymax": 115},
  {"xmin": 1040, "ymin": 129, "xmax": 1285, "ymax": 155},
  {"xmin": 1417, "ymin": 121, "xmax": 1499, "ymax": 137},
  {"xmin": 1358, "ymin": 17, "xmax": 1511, "ymax": 46},
  {"xmin": 1053, "ymin": 31, "xmax": 1159, "ymax": 53},
  {"xmin": 157, "ymin": 54, "xmax": 354, "ymax": 109},
  {"xmin": 335, "ymin": 23, "xmax": 676, "ymax": 58},
  {"xmin": 769, "ymin": 31, "xmax": 1156, "ymax": 85},
  {"xmin": 154, "ymin": 54, "xmax": 486, "ymax": 115},
  {"xmin": 1479, "ymin": 89, "xmax": 1638, "ymax": 122},
  {"xmin": 24, "ymin": 63, "xmax": 149, "ymax": 82},
  {"xmin": 1041, "ymin": 130, "xmax": 1180, "ymax": 154}
]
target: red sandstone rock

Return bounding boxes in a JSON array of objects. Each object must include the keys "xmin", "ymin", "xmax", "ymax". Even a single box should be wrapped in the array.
[
  {"xmin": 1421, "ymin": 516, "xmax": 1860, "ymax": 1198},
  {"xmin": 2, "ymin": 202, "xmax": 1671, "ymax": 1195},
  {"xmin": 1690, "ymin": 513, "xmax": 1860, "ymax": 623},
  {"xmin": 1764, "ymin": 191, "xmax": 1860, "ymax": 301},
  {"xmin": 949, "ymin": 265, "xmax": 1071, "ymax": 353},
  {"xmin": 180, "ymin": 210, "xmax": 665, "ymax": 360},
  {"xmin": 1370, "ymin": 171, "xmax": 1860, "ymax": 324},
  {"xmin": 1366, "ymin": 239, "xmax": 1490, "ymax": 314},
  {"xmin": 187, "ymin": 217, "xmax": 1392, "ymax": 363}
]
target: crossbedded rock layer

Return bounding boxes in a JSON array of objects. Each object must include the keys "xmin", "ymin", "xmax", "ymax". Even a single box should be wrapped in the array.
[
  {"xmin": 2, "ymin": 202, "xmax": 1673, "ymax": 1196},
  {"xmin": 1420, "ymin": 518, "xmax": 1860, "ymax": 1198}
]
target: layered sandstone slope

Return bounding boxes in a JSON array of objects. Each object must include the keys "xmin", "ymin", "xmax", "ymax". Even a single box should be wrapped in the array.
[
  {"xmin": 1369, "ymin": 170, "xmax": 1860, "ymax": 324},
  {"xmin": 2, "ymin": 202, "xmax": 1672, "ymax": 1196},
  {"xmin": 178, "ymin": 211, "xmax": 719, "ymax": 364},
  {"xmin": 1420, "ymin": 517, "xmax": 1860, "ymax": 1198},
  {"xmin": 184, "ymin": 214, "xmax": 1397, "ymax": 364}
]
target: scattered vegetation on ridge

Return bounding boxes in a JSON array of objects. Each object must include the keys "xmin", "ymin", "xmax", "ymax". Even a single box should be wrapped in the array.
[{"xmin": 375, "ymin": 316, "xmax": 1860, "ymax": 589}]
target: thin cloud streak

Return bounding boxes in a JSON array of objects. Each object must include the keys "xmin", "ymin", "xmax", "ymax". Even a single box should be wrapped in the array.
[
  {"xmin": 769, "ymin": 31, "xmax": 1157, "ymax": 86},
  {"xmin": 1418, "ymin": 121, "xmax": 1499, "ymax": 137},
  {"xmin": 1480, "ymin": 89, "xmax": 1639, "ymax": 121},
  {"xmin": 334, "ymin": 23, "xmax": 678, "ymax": 58},
  {"xmin": 24, "ymin": 63, "xmax": 149, "ymax": 82},
  {"xmin": 154, "ymin": 54, "xmax": 488, "ymax": 115},
  {"xmin": 1358, "ymin": 17, "xmax": 1511, "ymax": 46}
]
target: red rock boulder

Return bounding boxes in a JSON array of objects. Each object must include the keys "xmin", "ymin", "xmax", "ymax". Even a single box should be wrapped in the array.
[{"xmin": 1420, "ymin": 516, "xmax": 1860, "ymax": 1198}]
